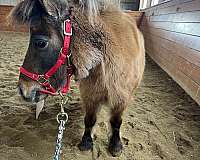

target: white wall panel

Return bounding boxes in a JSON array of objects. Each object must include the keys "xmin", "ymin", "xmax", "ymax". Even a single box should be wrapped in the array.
[{"xmin": 0, "ymin": 0, "xmax": 20, "ymax": 6}]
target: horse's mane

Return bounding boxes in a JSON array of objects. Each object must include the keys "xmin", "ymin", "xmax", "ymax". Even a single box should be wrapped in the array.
[
  {"xmin": 8, "ymin": 0, "xmax": 121, "ymax": 25},
  {"xmin": 80, "ymin": 0, "xmax": 120, "ymax": 23}
]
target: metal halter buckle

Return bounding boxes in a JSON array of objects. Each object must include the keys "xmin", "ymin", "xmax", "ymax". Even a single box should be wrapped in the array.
[
  {"xmin": 63, "ymin": 19, "xmax": 72, "ymax": 36},
  {"xmin": 67, "ymin": 53, "xmax": 72, "ymax": 65},
  {"xmin": 38, "ymin": 75, "xmax": 48, "ymax": 85}
]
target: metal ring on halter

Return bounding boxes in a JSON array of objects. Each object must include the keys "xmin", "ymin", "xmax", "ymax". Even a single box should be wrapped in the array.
[
  {"xmin": 57, "ymin": 112, "xmax": 68, "ymax": 124},
  {"xmin": 58, "ymin": 90, "xmax": 64, "ymax": 98},
  {"xmin": 37, "ymin": 75, "xmax": 49, "ymax": 85}
]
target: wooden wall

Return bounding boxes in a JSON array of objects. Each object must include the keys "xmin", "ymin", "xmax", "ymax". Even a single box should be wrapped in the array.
[
  {"xmin": 140, "ymin": 0, "xmax": 200, "ymax": 105},
  {"xmin": 127, "ymin": 11, "xmax": 144, "ymax": 26},
  {"xmin": 0, "ymin": 5, "xmax": 27, "ymax": 32}
]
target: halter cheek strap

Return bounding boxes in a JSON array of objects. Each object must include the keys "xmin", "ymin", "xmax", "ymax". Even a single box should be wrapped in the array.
[{"xmin": 20, "ymin": 19, "xmax": 74, "ymax": 96}]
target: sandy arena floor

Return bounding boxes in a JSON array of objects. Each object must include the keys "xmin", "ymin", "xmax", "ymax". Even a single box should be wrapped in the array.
[{"xmin": 0, "ymin": 32, "xmax": 200, "ymax": 160}]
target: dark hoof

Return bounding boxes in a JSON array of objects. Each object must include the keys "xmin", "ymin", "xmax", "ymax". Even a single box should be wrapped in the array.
[
  {"xmin": 109, "ymin": 140, "xmax": 123, "ymax": 157},
  {"xmin": 78, "ymin": 136, "xmax": 93, "ymax": 151}
]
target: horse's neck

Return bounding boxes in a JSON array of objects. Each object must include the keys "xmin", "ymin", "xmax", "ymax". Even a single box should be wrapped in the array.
[{"xmin": 72, "ymin": 6, "xmax": 122, "ymax": 52}]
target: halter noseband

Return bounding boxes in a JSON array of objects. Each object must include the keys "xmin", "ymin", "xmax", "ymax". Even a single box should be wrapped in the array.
[{"xmin": 20, "ymin": 19, "xmax": 73, "ymax": 96}]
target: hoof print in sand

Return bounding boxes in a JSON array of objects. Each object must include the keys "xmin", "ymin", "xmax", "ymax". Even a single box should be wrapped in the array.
[{"xmin": 174, "ymin": 132, "xmax": 193, "ymax": 155}]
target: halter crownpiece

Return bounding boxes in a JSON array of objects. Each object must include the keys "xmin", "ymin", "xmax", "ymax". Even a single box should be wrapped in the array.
[{"xmin": 20, "ymin": 19, "xmax": 73, "ymax": 96}]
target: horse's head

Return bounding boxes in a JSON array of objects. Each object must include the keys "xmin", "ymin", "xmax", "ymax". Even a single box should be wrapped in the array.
[{"xmin": 10, "ymin": 0, "xmax": 79, "ymax": 103}]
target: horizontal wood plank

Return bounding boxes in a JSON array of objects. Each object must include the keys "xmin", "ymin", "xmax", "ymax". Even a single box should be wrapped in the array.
[
  {"xmin": 150, "ymin": 11, "xmax": 200, "ymax": 23},
  {"xmin": 141, "ymin": 24, "xmax": 200, "ymax": 51},
  {"xmin": 153, "ymin": 0, "xmax": 200, "ymax": 16},
  {"xmin": 126, "ymin": 11, "xmax": 144, "ymax": 16},
  {"xmin": 142, "ymin": 20, "xmax": 200, "ymax": 37},
  {"xmin": 126, "ymin": 11, "xmax": 144, "ymax": 26}
]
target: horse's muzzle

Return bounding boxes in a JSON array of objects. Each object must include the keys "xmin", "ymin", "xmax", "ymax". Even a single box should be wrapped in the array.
[{"xmin": 18, "ymin": 79, "xmax": 46, "ymax": 103}]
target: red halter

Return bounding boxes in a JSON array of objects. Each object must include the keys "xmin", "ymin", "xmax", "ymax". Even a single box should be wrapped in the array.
[{"xmin": 20, "ymin": 19, "xmax": 73, "ymax": 96}]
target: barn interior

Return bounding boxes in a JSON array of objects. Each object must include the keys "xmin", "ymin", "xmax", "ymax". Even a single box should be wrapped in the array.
[{"xmin": 0, "ymin": 0, "xmax": 200, "ymax": 160}]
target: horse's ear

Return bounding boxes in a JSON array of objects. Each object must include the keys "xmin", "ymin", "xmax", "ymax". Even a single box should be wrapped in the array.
[
  {"xmin": 8, "ymin": 0, "xmax": 36, "ymax": 25},
  {"xmin": 39, "ymin": 0, "xmax": 68, "ymax": 19}
]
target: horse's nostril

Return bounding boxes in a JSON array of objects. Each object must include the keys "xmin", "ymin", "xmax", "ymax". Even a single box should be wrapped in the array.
[
  {"xmin": 18, "ymin": 84, "xmax": 26, "ymax": 98},
  {"xmin": 18, "ymin": 85, "xmax": 23, "ymax": 96},
  {"xmin": 18, "ymin": 84, "xmax": 37, "ymax": 102}
]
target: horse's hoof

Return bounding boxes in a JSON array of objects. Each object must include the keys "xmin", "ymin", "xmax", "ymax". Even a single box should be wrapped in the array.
[
  {"xmin": 78, "ymin": 136, "xmax": 93, "ymax": 151},
  {"xmin": 109, "ymin": 140, "xmax": 123, "ymax": 157}
]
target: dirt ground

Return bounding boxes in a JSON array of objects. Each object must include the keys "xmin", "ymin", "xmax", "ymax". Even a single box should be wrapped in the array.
[{"xmin": 0, "ymin": 32, "xmax": 200, "ymax": 160}]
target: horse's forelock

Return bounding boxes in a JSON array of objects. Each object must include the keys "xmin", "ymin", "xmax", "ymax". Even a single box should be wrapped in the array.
[{"xmin": 8, "ymin": 0, "xmax": 44, "ymax": 26}]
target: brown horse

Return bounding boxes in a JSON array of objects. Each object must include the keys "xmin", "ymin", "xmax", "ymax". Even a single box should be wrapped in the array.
[{"xmin": 9, "ymin": 0, "xmax": 145, "ymax": 156}]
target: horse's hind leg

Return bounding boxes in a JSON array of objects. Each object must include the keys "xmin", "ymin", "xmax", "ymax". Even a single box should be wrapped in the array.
[
  {"xmin": 109, "ymin": 103, "xmax": 126, "ymax": 157},
  {"xmin": 78, "ymin": 102, "xmax": 100, "ymax": 151}
]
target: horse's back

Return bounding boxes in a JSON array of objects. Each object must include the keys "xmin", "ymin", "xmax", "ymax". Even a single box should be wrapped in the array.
[
  {"xmin": 100, "ymin": 7, "xmax": 145, "ymax": 105},
  {"xmin": 101, "ymin": 7, "xmax": 144, "ymax": 58}
]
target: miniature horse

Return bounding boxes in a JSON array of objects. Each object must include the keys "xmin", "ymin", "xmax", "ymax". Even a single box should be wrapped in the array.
[{"xmin": 9, "ymin": 0, "xmax": 145, "ymax": 156}]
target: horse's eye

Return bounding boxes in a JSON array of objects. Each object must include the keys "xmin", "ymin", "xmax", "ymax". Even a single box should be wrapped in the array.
[{"xmin": 34, "ymin": 40, "xmax": 48, "ymax": 50}]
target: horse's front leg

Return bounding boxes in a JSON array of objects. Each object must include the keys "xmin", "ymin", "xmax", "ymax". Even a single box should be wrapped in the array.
[{"xmin": 78, "ymin": 102, "xmax": 100, "ymax": 151}]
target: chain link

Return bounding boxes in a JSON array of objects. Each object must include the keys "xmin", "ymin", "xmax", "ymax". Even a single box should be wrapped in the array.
[
  {"xmin": 53, "ymin": 93, "xmax": 69, "ymax": 160},
  {"xmin": 53, "ymin": 119, "xmax": 67, "ymax": 160}
]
